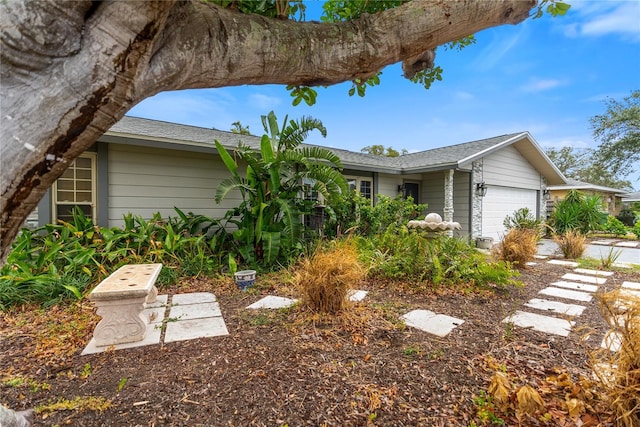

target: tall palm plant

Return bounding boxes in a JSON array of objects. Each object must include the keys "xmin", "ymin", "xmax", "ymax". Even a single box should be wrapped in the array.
[{"xmin": 215, "ymin": 111, "xmax": 346, "ymax": 266}]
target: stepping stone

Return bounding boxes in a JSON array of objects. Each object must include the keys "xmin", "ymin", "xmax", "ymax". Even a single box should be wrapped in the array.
[
  {"xmin": 615, "ymin": 241, "xmax": 638, "ymax": 247},
  {"xmin": 601, "ymin": 331, "xmax": 622, "ymax": 352},
  {"xmin": 349, "ymin": 290, "xmax": 368, "ymax": 302},
  {"xmin": 145, "ymin": 295, "xmax": 169, "ymax": 324},
  {"xmin": 524, "ymin": 298, "xmax": 586, "ymax": 316},
  {"xmin": 613, "ymin": 263, "xmax": 633, "ymax": 269},
  {"xmin": 534, "ymin": 255, "xmax": 549, "ymax": 260},
  {"xmin": 169, "ymin": 301, "xmax": 222, "ymax": 320},
  {"xmin": 171, "ymin": 292, "xmax": 216, "ymax": 305},
  {"xmin": 573, "ymin": 268, "xmax": 614, "ymax": 277},
  {"xmin": 547, "ymin": 260, "xmax": 579, "ymax": 267},
  {"xmin": 401, "ymin": 310, "xmax": 464, "ymax": 337},
  {"xmin": 503, "ymin": 311, "xmax": 574, "ymax": 337},
  {"xmin": 539, "ymin": 287, "xmax": 593, "ymax": 302},
  {"xmin": 525, "ymin": 262, "xmax": 538, "ymax": 266},
  {"xmin": 622, "ymin": 281, "xmax": 640, "ymax": 290},
  {"xmin": 591, "ymin": 240, "xmax": 616, "ymax": 245},
  {"xmin": 246, "ymin": 295, "xmax": 298, "ymax": 309},
  {"xmin": 551, "ymin": 280, "xmax": 598, "ymax": 293},
  {"xmin": 562, "ymin": 273, "xmax": 606, "ymax": 285},
  {"xmin": 164, "ymin": 316, "xmax": 229, "ymax": 343}
]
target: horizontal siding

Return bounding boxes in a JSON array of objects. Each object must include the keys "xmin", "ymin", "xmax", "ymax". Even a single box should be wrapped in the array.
[
  {"xmin": 421, "ymin": 172, "xmax": 445, "ymax": 215},
  {"xmin": 483, "ymin": 146, "xmax": 541, "ymax": 189},
  {"xmin": 108, "ymin": 144, "xmax": 241, "ymax": 227},
  {"xmin": 377, "ymin": 173, "xmax": 402, "ymax": 198}
]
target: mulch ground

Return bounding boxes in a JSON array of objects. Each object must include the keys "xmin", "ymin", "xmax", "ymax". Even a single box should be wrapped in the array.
[{"xmin": 1, "ymin": 261, "xmax": 638, "ymax": 426}]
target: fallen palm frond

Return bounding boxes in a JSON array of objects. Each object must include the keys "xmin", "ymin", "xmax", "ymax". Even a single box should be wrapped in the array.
[{"xmin": 591, "ymin": 289, "xmax": 640, "ymax": 427}]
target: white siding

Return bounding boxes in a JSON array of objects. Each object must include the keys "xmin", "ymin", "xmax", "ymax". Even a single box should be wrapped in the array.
[
  {"xmin": 108, "ymin": 144, "xmax": 240, "ymax": 227},
  {"xmin": 481, "ymin": 145, "xmax": 541, "ymax": 189}
]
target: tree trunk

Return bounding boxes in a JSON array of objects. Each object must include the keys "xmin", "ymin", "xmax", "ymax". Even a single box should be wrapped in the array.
[{"xmin": 0, "ymin": 0, "xmax": 535, "ymax": 264}]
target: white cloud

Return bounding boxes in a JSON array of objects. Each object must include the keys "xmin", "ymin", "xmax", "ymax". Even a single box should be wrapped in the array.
[
  {"xmin": 248, "ymin": 93, "xmax": 282, "ymax": 110},
  {"xmin": 454, "ymin": 91, "xmax": 474, "ymax": 101},
  {"xmin": 560, "ymin": 1, "xmax": 640, "ymax": 42},
  {"xmin": 520, "ymin": 78, "xmax": 564, "ymax": 92}
]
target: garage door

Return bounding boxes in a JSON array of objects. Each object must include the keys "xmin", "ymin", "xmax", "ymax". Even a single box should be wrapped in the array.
[{"xmin": 481, "ymin": 186, "xmax": 538, "ymax": 241}]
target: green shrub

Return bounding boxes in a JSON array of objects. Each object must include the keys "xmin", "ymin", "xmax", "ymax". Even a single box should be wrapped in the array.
[
  {"xmin": 602, "ymin": 215, "xmax": 628, "ymax": 237},
  {"xmin": 325, "ymin": 193, "xmax": 428, "ymax": 238},
  {"xmin": 0, "ymin": 208, "xmax": 223, "ymax": 309},
  {"xmin": 362, "ymin": 226, "xmax": 519, "ymax": 290},
  {"xmin": 633, "ymin": 221, "xmax": 640, "ymax": 239},
  {"xmin": 503, "ymin": 207, "xmax": 543, "ymax": 232},
  {"xmin": 550, "ymin": 190, "xmax": 607, "ymax": 234}
]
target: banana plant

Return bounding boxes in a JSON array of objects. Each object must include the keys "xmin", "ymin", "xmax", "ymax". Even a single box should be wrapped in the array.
[{"xmin": 215, "ymin": 111, "xmax": 346, "ymax": 267}]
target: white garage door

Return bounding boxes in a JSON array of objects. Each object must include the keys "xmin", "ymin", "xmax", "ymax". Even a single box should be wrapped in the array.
[{"xmin": 481, "ymin": 186, "xmax": 538, "ymax": 241}]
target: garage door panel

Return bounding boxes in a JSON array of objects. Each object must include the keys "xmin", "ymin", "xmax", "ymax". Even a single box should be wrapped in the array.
[{"xmin": 482, "ymin": 186, "xmax": 537, "ymax": 241}]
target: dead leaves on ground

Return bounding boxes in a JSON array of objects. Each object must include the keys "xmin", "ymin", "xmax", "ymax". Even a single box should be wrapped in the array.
[{"xmin": 476, "ymin": 356, "xmax": 613, "ymax": 426}]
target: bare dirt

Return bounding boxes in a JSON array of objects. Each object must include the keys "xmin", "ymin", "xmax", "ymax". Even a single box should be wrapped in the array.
[{"xmin": 1, "ymin": 261, "xmax": 638, "ymax": 426}]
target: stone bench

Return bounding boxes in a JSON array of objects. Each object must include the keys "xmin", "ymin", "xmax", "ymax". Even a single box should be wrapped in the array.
[{"xmin": 89, "ymin": 263, "xmax": 162, "ymax": 347}]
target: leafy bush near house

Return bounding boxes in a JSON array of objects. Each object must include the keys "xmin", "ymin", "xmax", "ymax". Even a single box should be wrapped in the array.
[
  {"xmin": 633, "ymin": 221, "xmax": 640, "ymax": 239},
  {"xmin": 616, "ymin": 208, "xmax": 636, "ymax": 227},
  {"xmin": 214, "ymin": 111, "xmax": 346, "ymax": 267},
  {"xmin": 601, "ymin": 215, "xmax": 628, "ymax": 237},
  {"xmin": 325, "ymin": 193, "xmax": 428, "ymax": 238},
  {"xmin": 503, "ymin": 207, "xmax": 543, "ymax": 232},
  {"xmin": 360, "ymin": 225, "xmax": 519, "ymax": 290},
  {"xmin": 0, "ymin": 208, "xmax": 224, "ymax": 310},
  {"xmin": 549, "ymin": 190, "xmax": 607, "ymax": 234}
]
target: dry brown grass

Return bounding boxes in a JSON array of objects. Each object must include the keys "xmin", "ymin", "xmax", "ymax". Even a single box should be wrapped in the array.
[
  {"xmin": 492, "ymin": 228, "xmax": 539, "ymax": 266},
  {"xmin": 295, "ymin": 240, "xmax": 366, "ymax": 314},
  {"xmin": 553, "ymin": 230, "xmax": 587, "ymax": 259},
  {"xmin": 591, "ymin": 290, "xmax": 640, "ymax": 427}
]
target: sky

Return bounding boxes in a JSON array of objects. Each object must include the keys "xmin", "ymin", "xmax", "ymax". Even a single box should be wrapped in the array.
[{"xmin": 128, "ymin": 0, "xmax": 640, "ymax": 189}]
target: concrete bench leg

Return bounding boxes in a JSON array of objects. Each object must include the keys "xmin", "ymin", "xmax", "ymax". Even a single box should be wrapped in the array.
[
  {"xmin": 145, "ymin": 285, "xmax": 158, "ymax": 304},
  {"xmin": 92, "ymin": 297, "xmax": 149, "ymax": 346}
]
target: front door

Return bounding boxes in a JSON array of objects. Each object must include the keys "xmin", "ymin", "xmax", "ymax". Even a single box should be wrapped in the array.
[{"xmin": 404, "ymin": 183, "xmax": 419, "ymax": 203}]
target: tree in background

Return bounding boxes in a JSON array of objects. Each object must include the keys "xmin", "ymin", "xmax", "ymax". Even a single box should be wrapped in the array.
[
  {"xmin": 0, "ymin": 0, "xmax": 569, "ymax": 263},
  {"xmin": 361, "ymin": 145, "xmax": 408, "ymax": 157},
  {"xmin": 546, "ymin": 147, "xmax": 633, "ymax": 190},
  {"xmin": 231, "ymin": 121, "xmax": 251, "ymax": 135},
  {"xmin": 590, "ymin": 90, "xmax": 640, "ymax": 181}
]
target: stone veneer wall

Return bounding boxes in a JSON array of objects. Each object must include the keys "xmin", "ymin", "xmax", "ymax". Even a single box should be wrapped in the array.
[{"xmin": 471, "ymin": 160, "xmax": 483, "ymax": 238}]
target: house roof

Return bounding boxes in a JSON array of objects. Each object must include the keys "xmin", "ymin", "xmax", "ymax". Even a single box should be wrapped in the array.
[
  {"xmin": 101, "ymin": 116, "xmax": 566, "ymax": 183},
  {"xmin": 621, "ymin": 191, "xmax": 640, "ymax": 202},
  {"xmin": 547, "ymin": 179, "xmax": 629, "ymax": 195}
]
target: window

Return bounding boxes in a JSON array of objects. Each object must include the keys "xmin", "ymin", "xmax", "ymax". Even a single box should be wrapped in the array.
[
  {"xmin": 346, "ymin": 176, "xmax": 373, "ymax": 204},
  {"xmin": 52, "ymin": 153, "xmax": 97, "ymax": 223}
]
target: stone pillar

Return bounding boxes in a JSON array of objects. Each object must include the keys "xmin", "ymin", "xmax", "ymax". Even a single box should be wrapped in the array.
[
  {"xmin": 443, "ymin": 169, "xmax": 454, "ymax": 237},
  {"xmin": 471, "ymin": 160, "xmax": 483, "ymax": 239}
]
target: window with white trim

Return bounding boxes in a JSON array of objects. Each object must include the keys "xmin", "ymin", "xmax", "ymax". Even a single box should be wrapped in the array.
[
  {"xmin": 346, "ymin": 176, "xmax": 373, "ymax": 205},
  {"xmin": 52, "ymin": 153, "xmax": 97, "ymax": 223}
]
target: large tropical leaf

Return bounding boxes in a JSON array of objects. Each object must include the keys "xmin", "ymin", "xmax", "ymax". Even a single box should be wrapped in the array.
[
  {"xmin": 215, "ymin": 141, "xmax": 239, "ymax": 177},
  {"xmin": 278, "ymin": 116, "xmax": 327, "ymax": 151},
  {"xmin": 215, "ymin": 176, "xmax": 252, "ymax": 204},
  {"xmin": 261, "ymin": 231, "xmax": 281, "ymax": 264}
]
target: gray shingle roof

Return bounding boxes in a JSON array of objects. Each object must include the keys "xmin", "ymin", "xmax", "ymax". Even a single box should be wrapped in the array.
[{"xmin": 105, "ymin": 116, "xmax": 533, "ymax": 174}]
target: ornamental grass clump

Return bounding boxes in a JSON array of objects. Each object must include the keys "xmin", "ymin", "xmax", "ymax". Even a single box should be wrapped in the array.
[
  {"xmin": 591, "ymin": 290, "xmax": 640, "ymax": 427},
  {"xmin": 492, "ymin": 228, "xmax": 539, "ymax": 267},
  {"xmin": 295, "ymin": 240, "xmax": 365, "ymax": 314},
  {"xmin": 553, "ymin": 229, "xmax": 586, "ymax": 259}
]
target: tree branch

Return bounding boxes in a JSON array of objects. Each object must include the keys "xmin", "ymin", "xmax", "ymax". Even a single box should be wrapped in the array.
[{"xmin": 143, "ymin": 0, "xmax": 536, "ymax": 93}]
